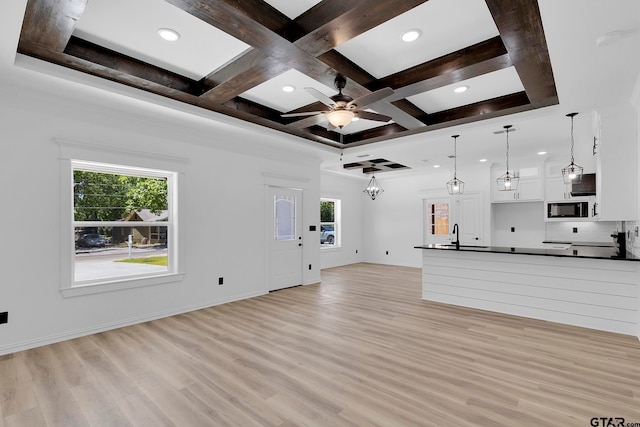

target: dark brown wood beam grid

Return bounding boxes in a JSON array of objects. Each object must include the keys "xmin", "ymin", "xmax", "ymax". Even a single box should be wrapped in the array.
[{"xmin": 15, "ymin": 0, "xmax": 558, "ymax": 148}]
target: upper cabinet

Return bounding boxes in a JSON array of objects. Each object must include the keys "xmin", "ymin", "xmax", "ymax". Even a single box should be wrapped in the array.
[
  {"xmin": 594, "ymin": 107, "xmax": 638, "ymax": 221},
  {"xmin": 491, "ymin": 164, "xmax": 543, "ymax": 203}
]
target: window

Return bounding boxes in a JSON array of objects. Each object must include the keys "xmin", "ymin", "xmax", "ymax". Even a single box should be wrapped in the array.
[
  {"xmin": 274, "ymin": 194, "xmax": 297, "ymax": 241},
  {"xmin": 320, "ymin": 198, "xmax": 340, "ymax": 247},
  {"xmin": 70, "ymin": 160, "xmax": 178, "ymax": 290}
]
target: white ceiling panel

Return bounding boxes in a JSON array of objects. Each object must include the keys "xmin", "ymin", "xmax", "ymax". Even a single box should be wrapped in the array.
[
  {"xmin": 239, "ymin": 69, "xmax": 338, "ymax": 113},
  {"xmin": 73, "ymin": 0, "xmax": 250, "ymax": 80},
  {"xmin": 262, "ymin": 0, "xmax": 322, "ymax": 20},
  {"xmin": 407, "ymin": 67, "xmax": 525, "ymax": 113},
  {"xmin": 334, "ymin": 0, "xmax": 499, "ymax": 79}
]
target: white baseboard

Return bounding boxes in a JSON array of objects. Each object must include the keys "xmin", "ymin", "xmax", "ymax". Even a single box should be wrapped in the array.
[{"xmin": 0, "ymin": 290, "xmax": 265, "ymax": 356}]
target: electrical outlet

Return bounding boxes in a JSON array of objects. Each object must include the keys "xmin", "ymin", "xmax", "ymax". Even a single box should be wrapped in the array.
[
  {"xmin": 218, "ymin": 277, "xmax": 223, "ymax": 285},
  {"xmin": 573, "ymin": 227, "xmax": 578, "ymax": 233},
  {"xmin": 355, "ymin": 249, "xmax": 358, "ymax": 254},
  {"xmin": 0, "ymin": 312, "xmax": 7, "ymax": 324},
  {"xmin": 308, "ymin": 264, "xmax": 312, "ymax": 270},
  {"xmin": 386, "ymin": 251, "xmax": 389, "ymax": 255},
  {"xmin": 510, "ymin": 227, "xmax": 515, "ymax": 232}
]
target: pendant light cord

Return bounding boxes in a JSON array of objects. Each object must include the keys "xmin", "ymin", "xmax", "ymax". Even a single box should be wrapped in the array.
[
  {"xmin": 570, "ymin": 114, "xmax": 575, "ymax": 163},
  {"xmin": 505, "ymin": 126, "xmax": 510, "ymax": 173},
  {"xmin": 453, "ymin": 135, "xmax": 458, "ymax": 178}
]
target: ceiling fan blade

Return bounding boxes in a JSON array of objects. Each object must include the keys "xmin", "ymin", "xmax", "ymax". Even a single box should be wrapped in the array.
[
  {"xmin": 355, "ymin": 111, "xmax": 392, "ymax": 122},
  {"xmin": 348, "ymin": 87, "xmax": 394, "ymax": 108},
  {"xmin": 281, "ymin": 111, "xmax": 326, "ymax": 117},
  {"xmin": 304, "ymin": 87, "xmax": 335, "ymax": 107}
]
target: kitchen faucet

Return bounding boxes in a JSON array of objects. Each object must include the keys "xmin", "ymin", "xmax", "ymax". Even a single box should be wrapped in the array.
[{"xmin": 452, "ymin": 223, "xmax": 460, "ymax": 250}]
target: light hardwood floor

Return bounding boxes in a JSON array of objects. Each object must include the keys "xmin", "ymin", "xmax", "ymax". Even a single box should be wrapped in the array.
[{"xmin": 2, "ymin": 263, "xmax": 640, "ymax": 426}]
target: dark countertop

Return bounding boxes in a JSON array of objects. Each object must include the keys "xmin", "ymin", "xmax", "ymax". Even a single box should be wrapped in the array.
[{"xmin": 414, "ymin": 243, "xmax": 640, "ymax": 261}]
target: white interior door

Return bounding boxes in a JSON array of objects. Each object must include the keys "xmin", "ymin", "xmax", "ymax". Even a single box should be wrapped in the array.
[
  {"xmin": 269, "ymin": 187, "xmax": 303, "ymax": 291},
  {"xmin": 452, "ymin": 193, "xmax": 484, "ymax": 245}
]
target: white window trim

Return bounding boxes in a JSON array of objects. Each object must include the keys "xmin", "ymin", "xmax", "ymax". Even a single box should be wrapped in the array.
[
  {"xmin": 320, "ymin": 198, "xmax": 341, "ymax": 249},
  {"xmin": 58, "ymin": 138, "xmax": 186, "ymax": 297}
]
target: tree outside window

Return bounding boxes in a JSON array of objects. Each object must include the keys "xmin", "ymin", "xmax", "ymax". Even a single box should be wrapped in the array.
[
  {"xmin": 320, "ymin": 199, "xmax": 340, "ymax": 247},
  {"xmin": 72, "ymin": 160, "xmax": 175, "ymax": 284}
]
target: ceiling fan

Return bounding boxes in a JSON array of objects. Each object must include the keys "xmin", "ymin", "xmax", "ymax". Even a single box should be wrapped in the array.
[{"xmin": 281, "ymin": 75, "xmax": 395, "ymax": 130}]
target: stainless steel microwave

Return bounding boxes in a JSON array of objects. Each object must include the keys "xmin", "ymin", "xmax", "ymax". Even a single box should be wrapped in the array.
[{"xmin": 546, "ymin": 201, "xmax": 589, "ymax": 219}]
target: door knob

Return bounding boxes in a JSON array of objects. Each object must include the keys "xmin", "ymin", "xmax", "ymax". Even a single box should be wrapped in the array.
[{"xmin": 298, "ymin": 243, "xmax": 303, "ymax": 246}]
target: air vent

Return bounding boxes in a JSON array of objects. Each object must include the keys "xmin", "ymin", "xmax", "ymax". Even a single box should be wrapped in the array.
[{"xmin": 493, "ymin": 127, "xmax": 519, "ymax": 135}]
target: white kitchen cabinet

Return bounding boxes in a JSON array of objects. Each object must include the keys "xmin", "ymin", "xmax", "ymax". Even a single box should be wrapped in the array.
[
  {"xmin": 545, "ymin": 175, "xmax": 572, "ymax": 201},
  {"xmin": 491, "ymin": 164, "xmax": 543, "ymax": 203},
  {"xmin": 594, "ymin": 107, "xmax": 637, "ymax": 221}
]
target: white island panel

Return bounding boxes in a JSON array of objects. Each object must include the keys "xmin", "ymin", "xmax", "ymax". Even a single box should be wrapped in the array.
[{"xmin": 421, "ymin": 250, "xmax": 639, "ymax": 337}]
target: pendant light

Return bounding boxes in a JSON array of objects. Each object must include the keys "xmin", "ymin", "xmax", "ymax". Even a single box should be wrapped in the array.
[
  {"xmin": 562, "ymin": 112, "xmax": 583, "ymax": 184},
  {"xmin": 363, "ymin": 173, "xmax": 384, "ymax": 200},
  {"xmin": 446, "ymin": 135, "xmax": 464, "ymax": 194},
  {"xmin": 496, "ymin": 125, "xmax": 519, "ymax": 191}
]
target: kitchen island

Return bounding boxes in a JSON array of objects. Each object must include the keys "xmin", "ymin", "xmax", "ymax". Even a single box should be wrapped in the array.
[{"xmin": 415, "ymin": 244, "xmax": 640, "ymax": 338}]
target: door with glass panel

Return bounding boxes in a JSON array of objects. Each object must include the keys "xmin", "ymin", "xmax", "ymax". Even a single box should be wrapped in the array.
[
  {"xmin": 269, "ymin": 187, "xmax": 303, "ymax": 291},
  {"xmin": 424, "ymin": 199, "xmax": 451, "ymax": 244}
]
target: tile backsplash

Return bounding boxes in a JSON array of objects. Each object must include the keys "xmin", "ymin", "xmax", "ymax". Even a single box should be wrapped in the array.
[
  {"xmin": 545, "ymin": 221, "xmax": 621, "ymax": 243},
  {"xmin": 625, "ymin": 220, "xmax": 640, "ymax": 256}
]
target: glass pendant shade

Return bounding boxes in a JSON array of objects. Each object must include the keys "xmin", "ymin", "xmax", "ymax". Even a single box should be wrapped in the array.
[
  {"xmin": 496, "ymin": 171, "xmax": 519, "ymax": 191},
  {"xmin": 446, "ymin": 135, "xmax": 464, "ymax": 195},
  {"xmin": 327, "ymin": 110, "xmax": 355, "ymax": 128},
  {"xmin": 446, "ymin": 177, "xmax": 465, "ymax": 194},
  {"xmin": 496, "ymin": 125, "xmax": 518, "ymax": 191},
  {"xmin": 562, "ymin": 112, "xmax": 583, "ymax": 184},
  {"xmin": 363, "ymin": 174, "xmax": 384, "ymax": 200}
]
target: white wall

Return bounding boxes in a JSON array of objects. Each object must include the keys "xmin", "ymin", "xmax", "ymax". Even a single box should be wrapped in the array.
[
  {"xmin": 360, "ymin": 164, "xmax": 492, "ymax": 268},
  {"xmin": 320, "ymin": 171, "xmax": 364, "ymax": 269},
  {"xmin": 0, "ymin": 66, "xmax": 326, "ymax": 355},
  {"xmin": 491, "ymin": 202, "xmax": 546, "ymax": 247}
]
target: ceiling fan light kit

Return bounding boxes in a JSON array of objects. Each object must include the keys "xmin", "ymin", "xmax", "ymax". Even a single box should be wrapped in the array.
[
  {"xmin": 281, "ymin": 75, "xmax": 393, "ymax": 130},
  {"xmin": 562, "ymin": 112, "xmax": 583, "ymax": 184},
  {"xmin": 496, "ymin": 125, "xmax": 519, "ymax": 191}
]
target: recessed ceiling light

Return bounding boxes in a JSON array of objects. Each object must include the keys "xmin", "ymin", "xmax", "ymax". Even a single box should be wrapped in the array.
[
  {"xmin": 537, "ymin": 151, "xmax": 547, "ymax": 155},
  {"xmin": 479, "ymin": 158, "xmax": 488, "ymax": 162},
  {"xmin": 158, "ymin": 28, "xmax": 180, "ymax": 42},
  {"xmin": 433, "ymin": 164, "xmax": 441, "ymax": 168},
  {"xmin": 401, "ymin": 29, "xmax": 421, "ymax": 42},
  {"xmin": 282, "ymin": 85, "xmax": 295, "ymax": 93},
  {"xmin": 454, "ymin": 85, "xmax": 469, "ymax": 93}
]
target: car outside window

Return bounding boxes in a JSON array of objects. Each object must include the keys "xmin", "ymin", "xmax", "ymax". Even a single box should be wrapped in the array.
[{"xmin": 320, "ymin": 198, "xmax": 340, "ymax": 247}]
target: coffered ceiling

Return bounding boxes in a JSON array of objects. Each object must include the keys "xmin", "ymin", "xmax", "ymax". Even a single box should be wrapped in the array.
[{"xmin": 16, "ymin": 0, "xmax": 558, "ymax": 149}]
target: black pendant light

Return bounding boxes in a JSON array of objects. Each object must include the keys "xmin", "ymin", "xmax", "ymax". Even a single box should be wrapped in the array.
[
  {"xmin": 446, "ymin": 135, "xmax": 464, "ymax": 194},
  {"xmin": 363, "ymin": 174, "xmax": 384, "ymax": 200},
  {"xmin": 496, "ymin": 125, "xmax": 519, "ymax": 191},
  {"xmin": 562, "ymin": 112, "xmax": 583, "ymax": 184}
]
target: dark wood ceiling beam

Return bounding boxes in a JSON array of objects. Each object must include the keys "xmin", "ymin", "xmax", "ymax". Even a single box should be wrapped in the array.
[
  {"xmin": 484, "ymin": 0, "xmax": 558, "ymax": 108},
  {"xmin": 167, "ymin": 0, "xmax": 425, "ymax": 130},
  {"xmin": 340, "ymin": 124, "xmax": 408, "ymax": 145},
  {"xmin": 18, "ymin": 40, "xmax": 202, "ymax": 105},
  {"xmin": 18, "ymin": 0, "xmax": 88, "ymax": 51},
  {"xmin": 64, "ymin": 36, "xmax": 202, "ymax": 95},
  {"xmin": 423, "ymin": 92, "xmax": 531, "ymax": 125},
  {"xmin": 200, "ymin": 55, "xmax": 290, "ymax": 104},
  {"xmin": 371, "ymin": 36, "xmax": 512, "ymax": 100},
  {"xmin": 293, "ymin": 0, "xmax": 428, "ymax": 57}
]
